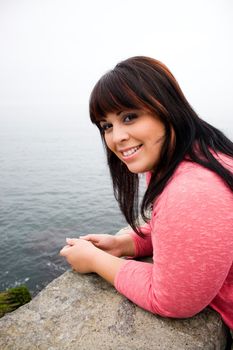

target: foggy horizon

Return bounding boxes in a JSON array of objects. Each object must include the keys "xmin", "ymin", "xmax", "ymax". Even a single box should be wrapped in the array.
[{"xmin": 0, "ymin": 0, "xmax": 232, "ymax": 136}]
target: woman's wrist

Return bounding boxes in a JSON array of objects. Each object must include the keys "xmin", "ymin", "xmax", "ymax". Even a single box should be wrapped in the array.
[{"xmin": 115, "ymin": 233, "xmax": 135, "ymax": 257}]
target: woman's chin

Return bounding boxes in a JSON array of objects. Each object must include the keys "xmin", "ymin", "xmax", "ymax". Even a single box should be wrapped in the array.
[{"xmin": 126, "ymin": 164, "xmax": 148, "ymax": 174}]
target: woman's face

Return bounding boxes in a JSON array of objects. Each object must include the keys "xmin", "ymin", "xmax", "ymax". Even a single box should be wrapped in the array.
[{"xmin": 100, "ymin": 109, "xmax": 166, "ymax": 173}]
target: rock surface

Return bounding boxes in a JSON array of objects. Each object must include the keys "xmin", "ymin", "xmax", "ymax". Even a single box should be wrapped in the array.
[{"xmin": 0, "ymin": 270, "xmax": 228, "ymax": 350}]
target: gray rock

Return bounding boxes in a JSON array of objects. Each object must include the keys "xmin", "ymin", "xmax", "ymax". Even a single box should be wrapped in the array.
[{"xmin": 0, "ymin": 270, "xmax": 228, "ymax": 350}]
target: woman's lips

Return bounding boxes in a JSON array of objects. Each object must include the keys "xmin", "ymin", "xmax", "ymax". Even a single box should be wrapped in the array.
[{"xmin": 120, "ymin": 145, "xmax": 142, "ymax": 159}]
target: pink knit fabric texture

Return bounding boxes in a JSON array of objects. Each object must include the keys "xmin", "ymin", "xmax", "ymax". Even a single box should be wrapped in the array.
[{"xmin": 114, "ymin": 155, "xmax": 233, "ymax": 329}]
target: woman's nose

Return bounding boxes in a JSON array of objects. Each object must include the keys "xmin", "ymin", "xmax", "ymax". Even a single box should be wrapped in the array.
[{"xmin": 112, "ymin": 125, "xmax": 129, "ymax": 143}]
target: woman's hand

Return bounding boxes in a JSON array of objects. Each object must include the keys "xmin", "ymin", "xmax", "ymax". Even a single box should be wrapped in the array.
[
  {"xmin": 79, "ymin": 234, "xmax": 122, "ymax": 257},
  {"xmin": 80, "ymin": 233, "xmax": 135, "ymax": 257},
  {"xmin": 60, "ymin": 238, "xmax": 98, "ymax": 273},
  {"xmin": 60, "ymin": 237, "xmax": 126, "ymax": 285}
]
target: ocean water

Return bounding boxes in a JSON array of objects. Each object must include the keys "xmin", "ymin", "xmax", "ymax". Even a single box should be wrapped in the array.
[{"xmin": 0, "ymin": 112, "xmax": 127, "ymax": 296}]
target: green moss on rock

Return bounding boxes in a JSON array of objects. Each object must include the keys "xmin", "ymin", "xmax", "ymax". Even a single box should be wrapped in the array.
[{"xmin": 0, "ymin": 285, "xmax": 31, "ymax": 318}]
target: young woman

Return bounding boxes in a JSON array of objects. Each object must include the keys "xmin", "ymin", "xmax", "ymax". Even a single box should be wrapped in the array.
[{"xmin": 60, "ymin": 56, "xmax": 233, "ymax": 330}]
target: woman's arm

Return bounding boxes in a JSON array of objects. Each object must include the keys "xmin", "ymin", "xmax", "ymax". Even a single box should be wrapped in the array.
[{"xmin": 60, "ymin": 170, "xmax": 233, "ymax": 318}]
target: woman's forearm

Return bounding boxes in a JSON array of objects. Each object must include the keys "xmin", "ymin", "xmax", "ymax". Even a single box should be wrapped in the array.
[
  {"xmin": 91, "ymin": 249, "xmax": 126, "ymax": 285},
  {"xmin": 91, "ymin": 234, "xmax": 135, "ymax": 285}
]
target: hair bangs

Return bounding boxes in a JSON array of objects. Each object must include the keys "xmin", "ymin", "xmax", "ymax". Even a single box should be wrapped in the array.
[{"xmin": 89, "ymin": 70, "xmax": 150, "ymax": 126}]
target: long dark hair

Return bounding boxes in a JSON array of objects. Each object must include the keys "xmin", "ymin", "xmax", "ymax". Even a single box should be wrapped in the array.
[{"xmin": 89, "ymin": 56, "xmax": 233, "ymax": 236}]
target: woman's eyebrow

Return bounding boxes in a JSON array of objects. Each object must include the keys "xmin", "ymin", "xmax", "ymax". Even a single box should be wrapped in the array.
[
  {"xmin": 99, "ymin": 117, "xmax": 107, "ymax": 122},
  {"xmin": 118, "ymin": 109, "xmax": 139, "ymax": 117},
  {"xmin": 99, "ymin": 110, "xmax": 124, "ymax": 122}
]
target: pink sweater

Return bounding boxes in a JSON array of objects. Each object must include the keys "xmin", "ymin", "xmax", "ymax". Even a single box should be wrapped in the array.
[{"xmin": 114, "ymin": 155, "xmax": 233, "ymax": 329}]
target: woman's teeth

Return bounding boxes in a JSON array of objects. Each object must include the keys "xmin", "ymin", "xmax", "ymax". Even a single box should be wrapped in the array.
[{"xmin": 122, "ymin": 145, "xmax": 141, "ymax": 157}]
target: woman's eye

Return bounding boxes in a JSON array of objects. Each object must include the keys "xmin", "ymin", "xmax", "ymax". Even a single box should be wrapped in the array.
[
  {"xmin": 100, "ymin": 123, "xmax": 112, "ymax": 132},
  {"xmin": 123, "ymin": 113, "xmax": 138, "ymax": 123}
]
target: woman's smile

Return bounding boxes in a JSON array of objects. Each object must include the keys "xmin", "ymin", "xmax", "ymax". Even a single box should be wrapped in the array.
[
  {"xmin": 119, "ymin": 144, "xmax": 143, "ymax": 159},
  {"xmin": 100, "ymin": 110, "xmax": 165, "ymax": 173}
]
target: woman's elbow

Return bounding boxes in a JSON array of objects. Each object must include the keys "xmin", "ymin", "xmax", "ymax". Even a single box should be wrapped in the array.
[{"xmin": 150, "ymin": 296, "xmax": 205, "ymax": 319}]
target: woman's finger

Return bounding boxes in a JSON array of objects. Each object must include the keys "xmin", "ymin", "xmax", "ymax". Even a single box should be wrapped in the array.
[
  {"xmin": 59, "ymin": 245, "xmax": 70, "ymax": 256},
  {"xmin": 66, "ymin": 238, "xmax": 79, "ymax": 245}
]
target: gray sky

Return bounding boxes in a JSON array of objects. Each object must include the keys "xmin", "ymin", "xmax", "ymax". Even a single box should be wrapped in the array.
[{"xmin": 0, "ymin": 0, "xmax": 232, "ymax": 135}]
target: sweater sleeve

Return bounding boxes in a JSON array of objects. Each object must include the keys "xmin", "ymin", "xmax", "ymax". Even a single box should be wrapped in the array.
[
  {"xmin": 128, "ymin": 222, "xmax": 153, "ymax": 258},
  {"xmin": 114, "ymin": 166, "xmax": 233, "ymax": 318}
]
